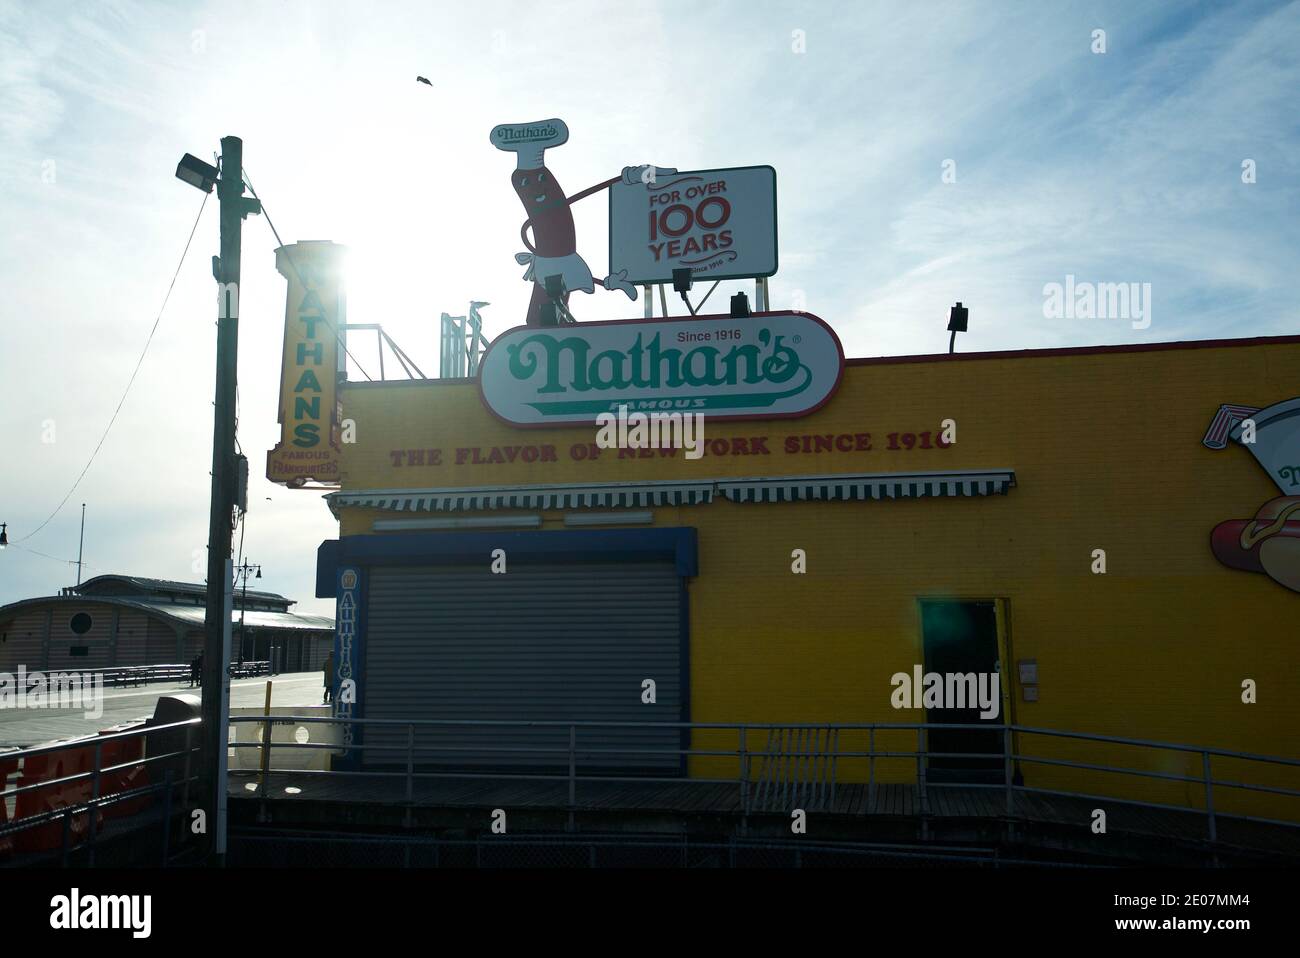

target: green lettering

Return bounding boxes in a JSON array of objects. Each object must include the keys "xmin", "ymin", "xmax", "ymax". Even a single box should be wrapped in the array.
[
  {"xmin": 294, "ymin": 369, "xmax": 322, "ymax": 392},
  {"xmin": 589, "ymin": 349, "xmax": 630, "ymax": 389},
  {"xmin": 646, "ymin": 334, "xmax": 684, "ymax": 388},
  {"xmin": 299, "ymin": 288, "xmax": 324, "ymax": 314},
  {"xmin": 682, "ymin": 346, "xmax": 722, "ymax": 386},
  {"xmin": 293, "ymin": 422, "xmax": 320, "ymax": 447},
  {"xmin": 508, "ymin": 334, "xmax": 591, "ymax": 393},
  {"xmin": 721, "ymin": 344, "xmax": 763, "ymax": 384}
]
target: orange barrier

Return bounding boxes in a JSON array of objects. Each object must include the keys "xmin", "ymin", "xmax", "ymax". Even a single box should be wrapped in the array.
[
  {"xmin": 0, "ymin": 752, "xmax": 17, "ymax": 859},
  {"xmin": 12, "ymin": 741, "xmax": 103, "ymax": 854},
  {"xmin": 96, "ymin": 724, "xmax": 153, "ymax": 819}
]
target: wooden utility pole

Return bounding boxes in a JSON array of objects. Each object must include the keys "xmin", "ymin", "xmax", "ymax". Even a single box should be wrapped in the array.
[{"xmin": 200, "ymin": 135, "xmax": 260, "ymax": 865}]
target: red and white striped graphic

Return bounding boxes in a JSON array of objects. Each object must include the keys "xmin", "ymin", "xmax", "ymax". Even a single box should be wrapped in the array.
[{"xmin": 1202, "ymin": 403, "xmax": 1258, "ymax": 449}]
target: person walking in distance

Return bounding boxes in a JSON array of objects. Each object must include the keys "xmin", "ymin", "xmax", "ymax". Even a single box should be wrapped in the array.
[{"xmin": 323, "ymin": 650, "xmax": 335, "ymax": 704}]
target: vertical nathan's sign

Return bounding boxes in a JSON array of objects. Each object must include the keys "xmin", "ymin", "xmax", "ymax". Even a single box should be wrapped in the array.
[
  {"xmin": 267, "ymin": 241, "xmax": 345, "ymax": 486},
  {"xmin": 608, "ymin": 166, "xmax": 777, "ymax": 285}
]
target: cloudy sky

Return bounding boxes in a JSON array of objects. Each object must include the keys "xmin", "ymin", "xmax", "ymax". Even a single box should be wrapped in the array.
[{"xmin": 1, "ymin": 0, "xmax": 1297, "ymax": 614}]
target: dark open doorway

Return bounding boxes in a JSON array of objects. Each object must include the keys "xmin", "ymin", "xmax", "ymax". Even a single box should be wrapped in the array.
[{"xmin": 919, "ymin": 599, "xmax": 1004, "ymax": 784}]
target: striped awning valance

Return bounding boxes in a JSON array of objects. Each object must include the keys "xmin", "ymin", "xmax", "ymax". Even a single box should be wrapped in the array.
[
  {"xmin": 326, "ymin": 480, "xmax": 716, "ymax": 516},
  {"xmin": 718, "ymin": 470, "xmax": 1015, "ymax": 503},
  {"xmin": 326, "ymin": 470, "xmax": 1015, "ymax": 515}
]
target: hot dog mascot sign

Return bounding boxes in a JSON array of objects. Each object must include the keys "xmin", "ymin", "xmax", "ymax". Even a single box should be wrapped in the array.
[
  {"xmin": 490, "ymin": 118, "xmax": 676, "ymax": 326},
  {"xmin": 1204, "ymin": 397, "xmax": 1300, "ymax": 593}
]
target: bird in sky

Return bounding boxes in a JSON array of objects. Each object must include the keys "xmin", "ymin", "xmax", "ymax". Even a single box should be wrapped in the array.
[{"xmin": 416, "ymin": 76, "xmax": 432, "ymax": 86}]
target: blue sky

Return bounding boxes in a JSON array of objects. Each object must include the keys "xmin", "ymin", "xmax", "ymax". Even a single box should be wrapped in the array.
[{"xmin": 1, "ymin": 0, "xmax": 1297, "ymax": 613}]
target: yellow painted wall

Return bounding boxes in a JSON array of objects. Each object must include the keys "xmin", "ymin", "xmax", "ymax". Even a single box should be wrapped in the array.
[{"xmin": 332, "ymin": 338, "xmax": 1300, "ymax": 821}]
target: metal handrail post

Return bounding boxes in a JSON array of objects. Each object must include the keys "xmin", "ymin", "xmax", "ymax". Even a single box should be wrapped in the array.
[
  {"xmin": 257, "ymin": 687, "xmax": 273, "ymax": 823},
  {"xmin": 181, "ymin": 724, "xmax": 193, "ymax": 821},
  {"xmin": 1004, "ymin": 725, "xmax": 1015, "ymax": 818},
  {"xmin": 61, "ymin": 810, "xmax": 71, "ymax": 867},
  {"xmin": 738, "ymin": 726, "xmax": 749, "ymax": 817},
  {"xmin": 259, "ymin": 718, "xmax": 272, "ymax": 791},
  {"xmin": 405, "ymin": 724, "xmax": 415, "ymax": 805},
  {"xmin": 829, "ymin": 726, "xmax": 838, "ymax": 810},
  {"xmin": 1203, "ymin": 751, "xmax": 1217, "ymax": 842},
  {"xmin": 917, "ymin": 727, "xmax": 929, "ymax": 817},
  {"xmin": 88, "ymin": 741, "xmax": 101, "ymax": 867},
  {"xmin": 567, "ymin": 724, "xmax": 577, "ymax": 832},
  {"xmin": 405, "ymin": 723, "xmax": 415, "ymax": 828},
  {"xmin": 161, "ymin": 770, "xmax": 174, "ymax": 865},
  {"xmin": 867, "ymin": 727, "xmax": 876, "ymax": 813}
]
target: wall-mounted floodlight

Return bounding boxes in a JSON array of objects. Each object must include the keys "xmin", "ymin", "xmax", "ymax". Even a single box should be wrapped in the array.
[
  {"xmin": 175, "ymin": 153, "xmax": 220, "ymax": 193},
  {"xmin": 672, "ymin": 268, "xmax": 696, "ymax": 315},
  {"xmin": 730, "ymin": 292, "xmax": 751, "ymax": 318},
  {"xmin": 947, "ymin": 301, "xmax": 969, "ymax": 354}
]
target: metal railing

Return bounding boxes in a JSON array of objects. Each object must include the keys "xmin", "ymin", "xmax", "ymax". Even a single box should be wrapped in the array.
[
  {"xmin": 3, "ymin": 715, "xmax": 1296, "ymax": 866},
  {"xmin": 3, "ymin": 661, "xmax": 270, "ymax": 689},
  {"xmin": 226, "ymin": 716, "xmax": 1300, "ymax": 848},
  {"xmin": 0, "ymin": 718, "xmax": 202, "ymax": 866}
]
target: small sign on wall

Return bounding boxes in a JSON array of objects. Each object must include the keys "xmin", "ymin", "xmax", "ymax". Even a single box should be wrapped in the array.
[{"xmin": 334, "ymin": 566, "xmax": 362, "ymax": 761}]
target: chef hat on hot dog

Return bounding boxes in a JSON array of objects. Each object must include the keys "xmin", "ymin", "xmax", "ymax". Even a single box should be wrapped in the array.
[{"xmin": 490, "ymin": 118, "xmax": 569, "ymax": 170}]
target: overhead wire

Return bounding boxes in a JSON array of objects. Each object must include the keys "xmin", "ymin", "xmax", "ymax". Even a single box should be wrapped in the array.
[
  {"xmin": 14, "ymin": 192, "xmax": 211, "ymax": 545},
  {"xmin": 241, "ymin": 168, "xmax": 373, "ymax": 381}
]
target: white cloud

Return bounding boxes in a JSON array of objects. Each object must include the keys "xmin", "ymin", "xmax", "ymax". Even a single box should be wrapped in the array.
[{"xmin": 1, "ymin": 0, "xmax": 1297, "ymax": 610}]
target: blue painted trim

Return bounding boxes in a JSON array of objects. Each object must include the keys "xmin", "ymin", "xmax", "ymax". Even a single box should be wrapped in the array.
[
  {"xmin": 678, "ymin": 574, "xmax": 691, "ymax": 778},
  {"xmin": 316, "ymin": 527, "xmax": 698, "ymax": 597},
  {"xmin": 332, "ymin": 565, "xmax": 366, "ymax": 769},
  {"xmin": 316, "ymin": 540, "xmax": 341, "ymax": 598}
]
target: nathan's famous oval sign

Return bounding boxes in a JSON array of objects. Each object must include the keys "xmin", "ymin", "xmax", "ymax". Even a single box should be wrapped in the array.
[{"xmin": 479, "ymin": 312, "xmax": 844, "ymax": 426}]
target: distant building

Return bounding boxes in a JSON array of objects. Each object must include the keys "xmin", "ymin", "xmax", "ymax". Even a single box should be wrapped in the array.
[{"xmin": 0, "ymin": 574, "xmax": 334, "ymax": 673}]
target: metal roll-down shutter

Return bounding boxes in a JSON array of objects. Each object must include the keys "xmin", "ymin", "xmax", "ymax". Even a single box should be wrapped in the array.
[{"xmin": 362, "ymin": 561, "xmax": 684, "ymax": 774}]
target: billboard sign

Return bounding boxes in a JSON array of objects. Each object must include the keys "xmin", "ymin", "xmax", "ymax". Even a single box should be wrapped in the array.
[
  {"xmin": 479, "ymin": 311, "xmax": 843, "ymax": 426},
  {"xmin": 608, "ymin": 166, "xmax": 777, "ymax": 285}
]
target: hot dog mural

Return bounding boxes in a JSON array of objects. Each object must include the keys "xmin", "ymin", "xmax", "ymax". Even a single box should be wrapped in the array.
[
  {"xmin": 1203, "ymin": 397, "xmax": 1300, "ymax": 593},
  {"xmin": 490, "ymin": 118, "xmax": 675, "ymax": 326}
]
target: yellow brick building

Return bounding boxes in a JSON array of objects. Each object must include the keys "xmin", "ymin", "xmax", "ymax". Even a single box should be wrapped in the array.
[{"xmin": 313, "ymin": 324, "xmax": 1300, "ymax": 824}]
